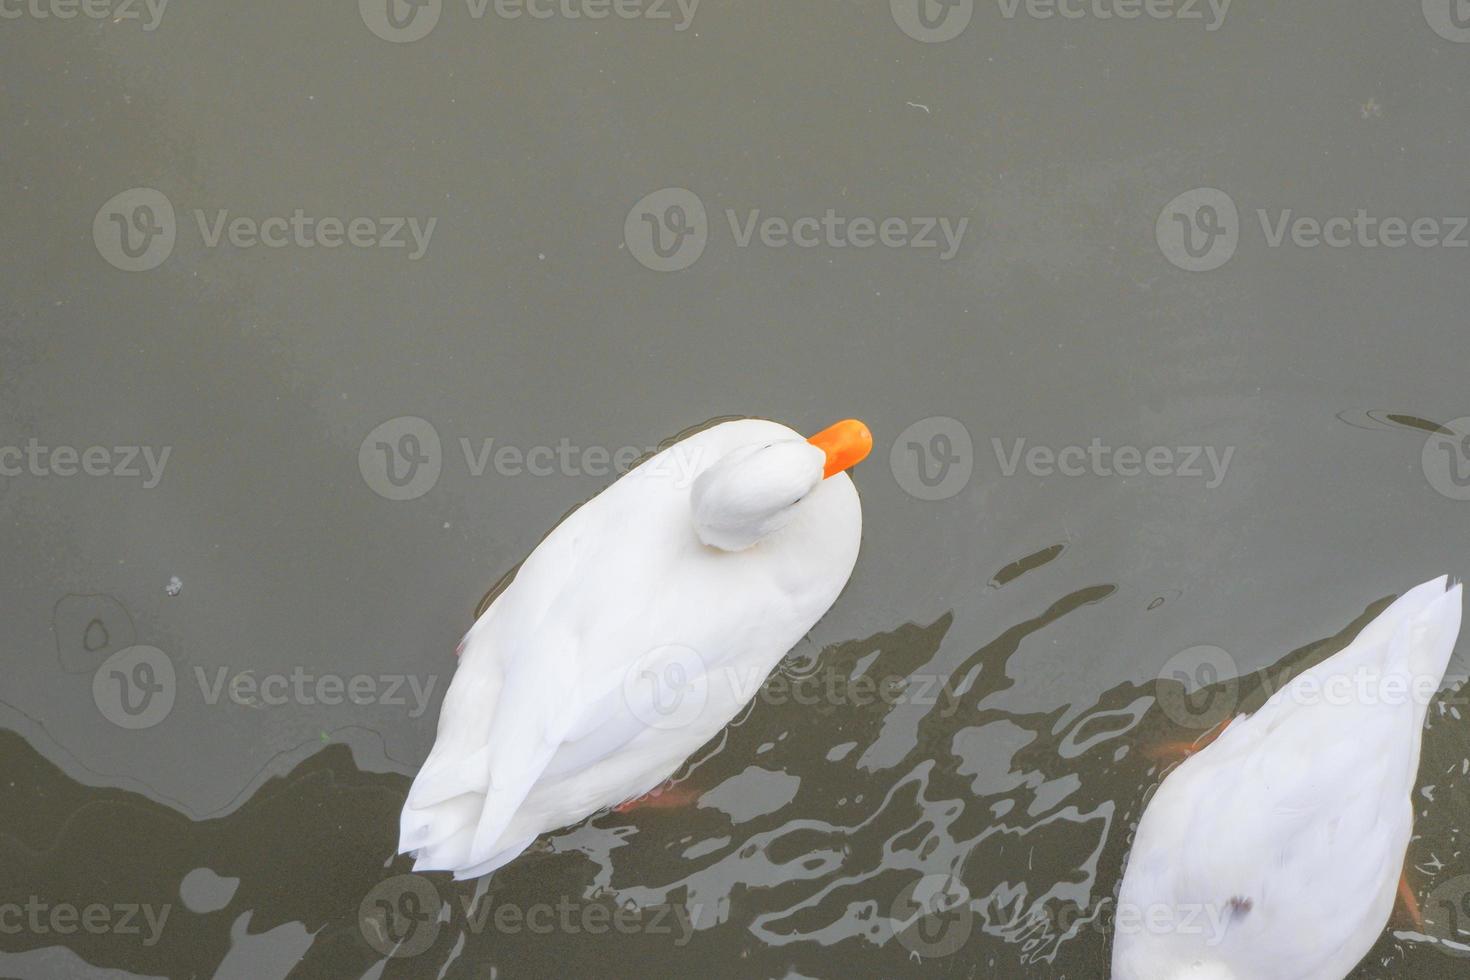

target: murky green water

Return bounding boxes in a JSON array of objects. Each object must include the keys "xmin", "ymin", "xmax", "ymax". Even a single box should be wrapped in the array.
[{"xmin": 6, "ymin": 1, "xmax": 1470, "ymax": 976}]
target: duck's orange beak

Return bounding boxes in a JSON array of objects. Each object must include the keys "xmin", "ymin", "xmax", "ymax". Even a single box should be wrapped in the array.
[{"xmin": 808, "ymin": 419, "xmax": 873, "ymax": 479}]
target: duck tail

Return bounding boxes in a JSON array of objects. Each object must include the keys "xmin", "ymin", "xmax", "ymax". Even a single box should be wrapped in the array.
[
  {"xmin": 397, "ymin": 629, "xmax": 570, "ymax": 879},
  {"xmin": 1400, "ymin": 578, "xmax": 1463, "ymax": 700}
]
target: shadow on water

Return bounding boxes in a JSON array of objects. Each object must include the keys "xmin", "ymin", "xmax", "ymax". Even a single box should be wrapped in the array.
[{"xmin": 5, "ymin": 570, "xmax": 1470, "ymax": 978}]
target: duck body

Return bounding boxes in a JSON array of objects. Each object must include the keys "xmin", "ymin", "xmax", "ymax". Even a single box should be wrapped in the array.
[
  {"xmin": 399, "ymin": 418, "xmax": 865, "ymax": 880},
  {"xmin": 1114, "ymin": 577, "xmax": 1463, "ymax": 980}
]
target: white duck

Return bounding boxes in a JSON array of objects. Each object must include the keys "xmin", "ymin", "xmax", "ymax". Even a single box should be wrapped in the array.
[
  {"xmin": 1114, "ymin": 576, "xmax": 1463, "ymax": 980},
  {"xmin": 399, "ymin": 417, "xmax": 872, "ymax": 880}
]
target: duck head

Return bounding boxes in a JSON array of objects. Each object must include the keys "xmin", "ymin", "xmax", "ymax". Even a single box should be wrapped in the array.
[{"xmin": 690, "ymin": 419, "xmax": 871, "ymax": 551}]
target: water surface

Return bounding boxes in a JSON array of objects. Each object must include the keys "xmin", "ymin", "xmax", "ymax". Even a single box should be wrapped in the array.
[{"xmin": 5, "ymin": 1, "xmax": 1470, "ymax": 976}]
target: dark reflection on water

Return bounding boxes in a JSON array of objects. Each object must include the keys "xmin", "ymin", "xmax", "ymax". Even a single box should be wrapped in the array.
[
  {"xmin": 1334, "ymin": 410, "xmax": 1457, "ymax": 438},
  {"xmin": 8, "ymin": 567, "xmax": 1469, "ymax": 978}
]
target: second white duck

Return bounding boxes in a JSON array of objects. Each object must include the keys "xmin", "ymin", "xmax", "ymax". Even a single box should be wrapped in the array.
[{"xmin": 1114, "ymin": 576, "xmax": 1463, "ymax": 980}]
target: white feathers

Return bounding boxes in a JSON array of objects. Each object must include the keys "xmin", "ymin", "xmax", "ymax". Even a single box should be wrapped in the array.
[
  {"xmin": 689, "ymin": 439, "xmax": 825, "ymax": 551},
  {"xmin": 1113, "ymin": 577, "xmax": 1464, "ymax": 980},
  {"xmin": 398, "ymin": 419, "xmax": 863, "ymax": 880}
]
